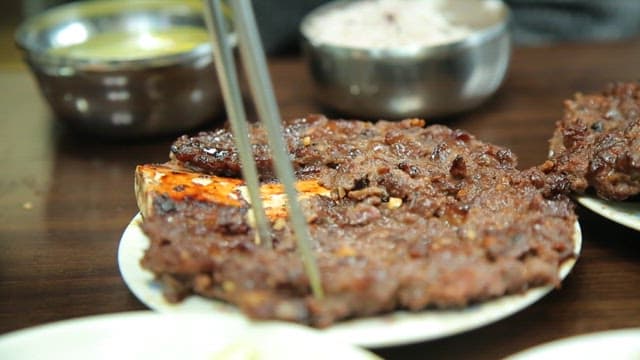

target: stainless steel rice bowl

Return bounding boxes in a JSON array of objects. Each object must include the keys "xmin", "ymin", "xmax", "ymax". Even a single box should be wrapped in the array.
[{"xmin": 301, "ymin": 0, "xmax": 511, "ymax": 119}]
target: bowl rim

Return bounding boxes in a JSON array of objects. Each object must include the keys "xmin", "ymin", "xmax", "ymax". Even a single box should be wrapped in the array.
[
  {"xmin": 300, "ymin": 0, "xmax": 510, "ymax": 58},
  {"xmin": 14, "ymin": 0, "xmax": 223, "ymax": 71}
]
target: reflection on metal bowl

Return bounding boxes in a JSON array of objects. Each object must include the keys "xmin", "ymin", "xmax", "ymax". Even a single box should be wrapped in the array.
[
  {"xmin": 301, "ymin": 0, "xmax": 511, "ymax": 120},
  {"xmin": 15, "ymin": 0, "xmax": 224, "ymax": 137}
]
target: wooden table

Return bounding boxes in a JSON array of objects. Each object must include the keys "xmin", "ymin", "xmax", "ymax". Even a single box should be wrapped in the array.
[{"xmin": 1, "ymin": 39, "xmax": 640, "ymax": 359}]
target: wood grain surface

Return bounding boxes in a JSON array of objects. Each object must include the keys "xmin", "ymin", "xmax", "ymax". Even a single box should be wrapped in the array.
[{"xmin": 1, "ymin": 38, "xmax": 640, "ymax": 359}]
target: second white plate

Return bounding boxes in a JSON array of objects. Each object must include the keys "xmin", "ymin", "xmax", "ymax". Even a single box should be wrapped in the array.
[
  {"xmin": 506, "ymin": 328, "xmax": 640, "ymax": 359},
  {"xmin": 118, "ymin": 214, "xmax": 582, "ymax": 348},
  {"xmin": 576, "ymin": 194, "xmax": 640, "ymax": 231},
  {"xmin": 0, "ymin": 311, "xmax": 377, "ymax": 360}
]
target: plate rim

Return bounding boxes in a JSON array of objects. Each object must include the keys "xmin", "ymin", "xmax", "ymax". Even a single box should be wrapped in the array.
[
  {"xmin": 0, "ymin": 311, "xmax": 377, "ymax": 359},
  {"xmin": 118, "ymin": 213, "xmax": 582, "ymax": 348},
  {"xmin": 576, "ymin": 194, "xmax": 640, "ymax": 232},
  {"xmin": 505, "ymin": 327, "xmax": 640, "ymax": 359}
]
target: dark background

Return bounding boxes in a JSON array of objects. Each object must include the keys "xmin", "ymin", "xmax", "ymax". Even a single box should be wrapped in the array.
[{"xmin": 5, "ymin": 0, "xmax": 640, "ymax": 56}]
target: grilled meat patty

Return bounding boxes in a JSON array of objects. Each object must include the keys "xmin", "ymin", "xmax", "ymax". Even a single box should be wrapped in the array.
[
  {"xmin": 139, "ymin": 116, "xmax": 577, "ymax": 327},
  {"xmin": 548, "ymin": 82, "xmax": 640, "ymax": 200}
]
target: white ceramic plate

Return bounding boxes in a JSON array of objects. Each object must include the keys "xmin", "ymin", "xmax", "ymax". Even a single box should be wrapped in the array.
[
  {"xmin": 576, "ymin": 194, "xmax": 640, "ymax": 231},
  {"xmin": 0, "ymin": 311, "xmax": 377, "ymax": 360},
  {"xmin": 505, "ymin": 328, "xmax": 640, "ymax": 359},
  {"xmin": 118, "ymin": 214, "xmax": 582, "ymax": 348}
]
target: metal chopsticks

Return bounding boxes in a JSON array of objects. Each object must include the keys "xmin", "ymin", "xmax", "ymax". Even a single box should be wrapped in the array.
[
  {"xmin": 202, "ymin": 0, "xmax": 323, "ymax": 299},
  {"xmin": 202, "ymin": 0, "xmax": 271, "ymax": 249}
]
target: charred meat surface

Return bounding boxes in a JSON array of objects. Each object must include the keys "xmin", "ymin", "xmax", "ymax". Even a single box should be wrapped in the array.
[
  {"xmin": 548, "ymin": 82, "xmax": 640, "ymax": 200},
  {"xmin": 141, "ymin": 116, "xmax": 577, "ymax": 327}
]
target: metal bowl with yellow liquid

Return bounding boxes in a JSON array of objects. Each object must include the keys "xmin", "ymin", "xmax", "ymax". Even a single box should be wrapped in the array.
[{"xmin": 15, "ymin": 0, "xmax": 225, "ymax": 137}]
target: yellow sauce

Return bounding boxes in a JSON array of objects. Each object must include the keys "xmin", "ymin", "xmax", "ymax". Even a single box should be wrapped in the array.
[{"xmin": 48, "ymin": 26, "xmax": 209, "ymax": 60}]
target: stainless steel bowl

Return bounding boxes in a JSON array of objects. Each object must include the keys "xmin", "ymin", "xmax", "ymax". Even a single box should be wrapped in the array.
[
  {"xmin": 300, "ymin": 0, "xmax": 511, "ymax": 119},
  {"xmin": 15, "ymin": 0, "xmax": 222, "ymax": 137}
]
